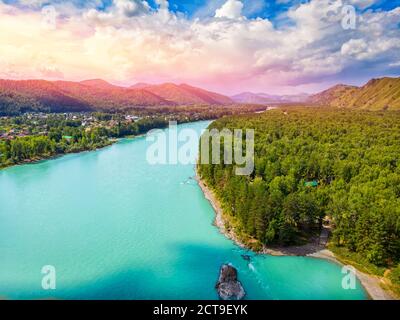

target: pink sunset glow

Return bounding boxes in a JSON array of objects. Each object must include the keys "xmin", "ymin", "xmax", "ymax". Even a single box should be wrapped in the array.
[{"xmin": 0, "ymin": 0, "xmax": 399, "ymax": 95}]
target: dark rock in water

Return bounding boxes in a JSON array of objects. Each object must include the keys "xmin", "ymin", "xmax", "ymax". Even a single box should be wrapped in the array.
[
  {"xmin": 216, "ymin": 264, "xmax": 246, "ymax": 300},
  {"xmin": 241, "ymin": 254, "xmax": 251, "ymax": 262},
  {"xmin": 218, "ymin": 264, "xmax": 238, "ymax": 283}
]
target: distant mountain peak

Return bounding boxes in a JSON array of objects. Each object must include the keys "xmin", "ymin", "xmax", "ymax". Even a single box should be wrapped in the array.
[
  {"xmin": 80, "ymin": 79, "xmax": 116, "ymax": 89},
  {"xmin": 133, "ymin": 82, "xmax": 233, "ymax": 105},
  {"xmin": 130, "ymin": 82, "xmax": 152, "ymax": 89},
  {"xmin": 178, "ymin": 83, "xmax": 196, "ymax": 89}
]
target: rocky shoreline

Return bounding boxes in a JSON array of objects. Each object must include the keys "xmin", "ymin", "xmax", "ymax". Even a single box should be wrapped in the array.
[{"xmin": 195, "ymin": 171, "xmax": 397, "ymax": 300}]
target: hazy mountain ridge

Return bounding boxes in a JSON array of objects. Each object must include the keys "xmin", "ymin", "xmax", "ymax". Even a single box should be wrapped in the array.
[
  {"xmin": 55, "ymin": 80, "xmax": 171, "ymax": 109},
  {"xmin": 0, "ymin": 79, "xmax": 233, "ymax": 115},
  {"xmin": 231, "ymin": 92, "xmax": 310, "ymax": 104},
  {"xmin": 0, "ymin": 80, "xmax": 93, "ymax": 114},
  {"xmin": 131, "ymin": 83, "xmax": 234, "ymax": 105}
]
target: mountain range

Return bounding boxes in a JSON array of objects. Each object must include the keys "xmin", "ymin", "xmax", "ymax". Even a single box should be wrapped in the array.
[
  {"xmin": 131, "ymin": 83, "xmax": 233, "ymax": 105},
  {"xmin": 0, "ymin": 79, "xmax": 234, "ymax": 115},
  {"xmin": 0, "ymin": 76, "xmax": 399, "ymax": 115},
  {"xmin": 230, "ymin": 92, "xmax": 310, "ymax": 104},
  {"xmin": 231, "ymin": 77, "xmax": 400, "ymax": 110}
]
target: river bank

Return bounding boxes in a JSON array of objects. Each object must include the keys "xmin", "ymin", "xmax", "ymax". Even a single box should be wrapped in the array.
[
  {"xmin": 195, "ymin": 171, "xmax": 397, "ymax": 300},
  {"xmin": 0, "ymin": 132, "xmax": 155, "ymax": 171},
  {"xmin": 0, "ymin": 139, "xmax": 115, "ymax": 171}
]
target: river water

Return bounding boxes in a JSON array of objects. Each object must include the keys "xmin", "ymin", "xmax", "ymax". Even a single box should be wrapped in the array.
[{"xmin": 0, "ymin": 121, "xmax": 367, "ymax": 299}]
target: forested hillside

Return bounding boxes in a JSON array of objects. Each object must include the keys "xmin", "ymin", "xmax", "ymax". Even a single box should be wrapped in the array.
[
  {"xmin": 198, "ymin": 108, "xmax": 400, "ymax": 269},
  {"xmin": 310, "ymin": 77, "xmax": 400, "ymax": 110},
  {"xmin": 140, "ymin": 83, "xmax": 234, "ymax": 105},
  {"xmin": 0, "ymin": 79, "xmax": 234, "ymax": 115},
  {"xmin": 0, "ymin": 80, "xmax": 91, "ymax": 115}
]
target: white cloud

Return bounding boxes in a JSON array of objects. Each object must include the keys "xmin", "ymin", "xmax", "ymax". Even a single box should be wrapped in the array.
[
  {"xmin": 18, "ymin": 0, "xmax": 48, "ymax": 7},
  {"xmin": 114, "ymin": 0, "xmax": 150, "ymax": 17},
  {"xmin": 341, "ymin": 38, "xmax": 368, "ymax": 57},
  {"xmin": 0, "ymin": 0, "xmax": 398, "ymax": 94},
  {"xmin": 215, "ymin": 0, "xmax": 244, "ymax": 19},
  {"xmin": 342, "ymin": 37, "xmax": 400, "ymax": 60},
  {"xmin": 155, "ymin": 0, "xmax": 169, "ymax": 10}
]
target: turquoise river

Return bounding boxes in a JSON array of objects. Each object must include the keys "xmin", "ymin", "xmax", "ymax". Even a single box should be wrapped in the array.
[{"xmin": 0, "ymin": 121, "xmax": 367, "ymax": 300}]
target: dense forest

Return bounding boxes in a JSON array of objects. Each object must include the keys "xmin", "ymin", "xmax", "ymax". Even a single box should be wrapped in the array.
[
  {"xmin": 0, "ymin": 103, "xmax": 266, "ymax": 168},
  {"xmin": 0, "ymin": 91, "xmax": 50, "ymax": 115},
  {"xmin": 198, "ymin": 108, "xmax": 400, "ymax": 271},
  {"xmin": 0, "ymin": 114, "xmax": 169, "ymax": 168}
]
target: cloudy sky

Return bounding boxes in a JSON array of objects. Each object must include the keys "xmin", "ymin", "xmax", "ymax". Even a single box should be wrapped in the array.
[{"xmin": 0, "ymin": 0, "xmax": 399, "ymax": 94}]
